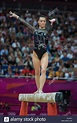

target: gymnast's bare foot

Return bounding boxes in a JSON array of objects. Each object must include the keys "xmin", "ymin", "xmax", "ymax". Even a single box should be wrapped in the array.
[
  {"xmin": 34, "ymin": 90, "xmax": 39, "ymax": 94},
  {"xmin": 34, "ymin": 90, "xmax": 44, "ymax": 94},
  {"xmin": 38, "ymin": 90, "xmax": 44, "ymax": 94}
]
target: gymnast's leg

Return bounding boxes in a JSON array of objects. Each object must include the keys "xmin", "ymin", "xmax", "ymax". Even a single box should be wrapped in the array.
[
  {"xmin": 39, "ymin": 52, "xmax": 48, "ymax": 92},
  {"xmin": 32, "ymin": 51, "xmax": 41, "ymax": 93}
]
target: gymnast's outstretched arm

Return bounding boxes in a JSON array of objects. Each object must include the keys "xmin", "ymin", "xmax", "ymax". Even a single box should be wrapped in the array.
[{"xmin": 9, "ymin": 11, "xmax": 36, "ymax": 32}]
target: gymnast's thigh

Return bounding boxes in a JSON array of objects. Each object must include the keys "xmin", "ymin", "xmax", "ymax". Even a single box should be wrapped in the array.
[
  {"xmin": 32, "ymin": 51, "xmax": 41, "ymax": 70},
  {"xmin": 41, "ymin": 52, "xmax": 48, "ymax": 70}
]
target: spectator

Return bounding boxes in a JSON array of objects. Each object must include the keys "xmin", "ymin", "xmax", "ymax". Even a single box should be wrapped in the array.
[
  {"xmin": 56, "ymin": 26, "xmax": 62, "ymax": 37},
  {"xmin": 64, "ymin": 69, "xmax": 69, "ymax": 79},
  {"xmin": 0, "ymin": 46, "xmax": 8, "ymax": 56},
  {"xmin": 56, "ymin": 68, "xmax": 64, "ymax": 77},
  {"xmin": 21, "ymin": 65, "xmax": 30, "ymax": 76},
  {"xmin": 0, "ymin": 64, "xmax": 4, "ymax": 75},
  {"xmin": 16, "ymin": 54, "xmax": 24, "ymax": 65},
  {"xmin": 14, "ymin": 48, "xmax": 22, "ymax": 57},
  {"xmin": 24, "ymin": 55, "xmax": 33, "ymax": 70},
  {"xmin": 67, "ymin": 50, "xmax": 73, "ymax": 59},
  {"xmin": 5, "ymin": 68, "xmax": 14, "ymax": 77},
  {"xmin": 16, "ymin": 29, "xmax": 24, "ymax": 39},
  {"xmin": 14, "ymin": 68, "xmax": 20, "ymax": 76},
  {"xmin": 54, "ymin": 54, "xmax": 60, "ymax": 62},
  {"xmin": 48, "ymin": 67, "xmax": 55, "ymax": 78},
  {"xmin": 61, "ymin": 53, "xmax": 69, "ymax": 62},
  {"xmin": 8, "ymin": 24, "xmax": 16, "ymax": 35},
  {"xmin": 8, "ymin": 53, "xmax": 16, "ymax": 65},
  {"xmin": 12, "ymin": 38, "xmax": 20, "ymax": 49},
  {"xmin": 73, "ymin": 59, "xmax": 77, "ymax": 68}
]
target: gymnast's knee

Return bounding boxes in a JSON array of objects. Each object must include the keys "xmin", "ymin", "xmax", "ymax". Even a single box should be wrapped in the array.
[
  {"xmin": 41, "ymin": 68, "xmax": 46, "ymax": 75},
  {"xmin": 35, "ymin": 70, "xmax": 40, "ymax": 76}
]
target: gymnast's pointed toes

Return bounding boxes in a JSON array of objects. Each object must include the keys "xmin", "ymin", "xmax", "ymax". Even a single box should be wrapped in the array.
[{"xmin": 34, "ymin": 90, "xmax": 39, "ymax": 94}]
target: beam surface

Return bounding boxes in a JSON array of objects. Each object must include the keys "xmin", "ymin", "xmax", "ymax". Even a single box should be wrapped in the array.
[{"xmin": 19, "ymin": 92, "xmax": 63, "ymax": 103}]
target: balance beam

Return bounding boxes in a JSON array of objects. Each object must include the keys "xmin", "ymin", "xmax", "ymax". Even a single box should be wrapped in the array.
[
  {"xmin": 19, "ymin": 92, "xmax": 63, "ymax": 103},
  {"xmin": 19, "ymin": 92, "xmax": 63, "ymax": 116}
]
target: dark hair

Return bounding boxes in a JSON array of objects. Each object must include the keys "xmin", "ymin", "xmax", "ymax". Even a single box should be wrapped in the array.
[{"xmin": 38, "ymin": 15, "xmax": 46, "ymax": 20}]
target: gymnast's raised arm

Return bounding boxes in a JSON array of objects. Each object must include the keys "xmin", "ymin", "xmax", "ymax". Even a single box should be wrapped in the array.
[{"xmin": 9, "ymin": 11, "xmax": 36, "ymax": 32}]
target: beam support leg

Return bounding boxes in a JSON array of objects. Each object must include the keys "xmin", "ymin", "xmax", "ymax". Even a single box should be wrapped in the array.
[
  {"xmin": 19, "ymin": 101, "xmax": 28, "ymax": 116},
  {"xmin": 47, "ymin": 103, "xmax": 57, "ymax": 116}
]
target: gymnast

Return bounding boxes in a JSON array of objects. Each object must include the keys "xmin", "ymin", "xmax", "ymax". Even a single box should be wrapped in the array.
[{"xmin": 9, "ymin": 11, "xmax": 56, "ymax": 94}]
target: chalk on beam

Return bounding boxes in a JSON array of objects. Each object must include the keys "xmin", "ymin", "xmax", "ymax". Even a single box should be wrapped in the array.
[{"xmin": 18, "ymin": 92, "xmax": 63, "ymax": 104}]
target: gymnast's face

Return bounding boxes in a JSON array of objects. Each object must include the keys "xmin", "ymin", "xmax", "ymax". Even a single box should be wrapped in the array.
[{"xmin": 38, "ymin": 17, "xmax": 46, "ymax": 29}]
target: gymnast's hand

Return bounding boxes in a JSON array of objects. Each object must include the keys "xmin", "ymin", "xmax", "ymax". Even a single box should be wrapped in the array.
[
  {"xmin": 9, "ymin": 11, "xmax": 19, "ymax": 19},
  {"xmin": 49, "ymin": 19, "xmax": 56, "ymax": 25}
]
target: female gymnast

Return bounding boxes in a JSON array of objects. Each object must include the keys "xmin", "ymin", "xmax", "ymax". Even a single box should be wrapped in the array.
[{"xmin": 9, "ymin": 11, "xmax": 56, "ymax": 93}]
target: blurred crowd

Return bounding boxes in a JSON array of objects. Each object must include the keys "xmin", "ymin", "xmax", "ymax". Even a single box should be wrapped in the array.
[{"xmin": 0, "ymin": 9, "xmax": 77, "ymax": 79}]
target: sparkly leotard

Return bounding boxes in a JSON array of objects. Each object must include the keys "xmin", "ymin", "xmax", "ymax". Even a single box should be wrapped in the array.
[{"xmin": 33, "ymin": 28, "xmax": 48, "ymax": 60}]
